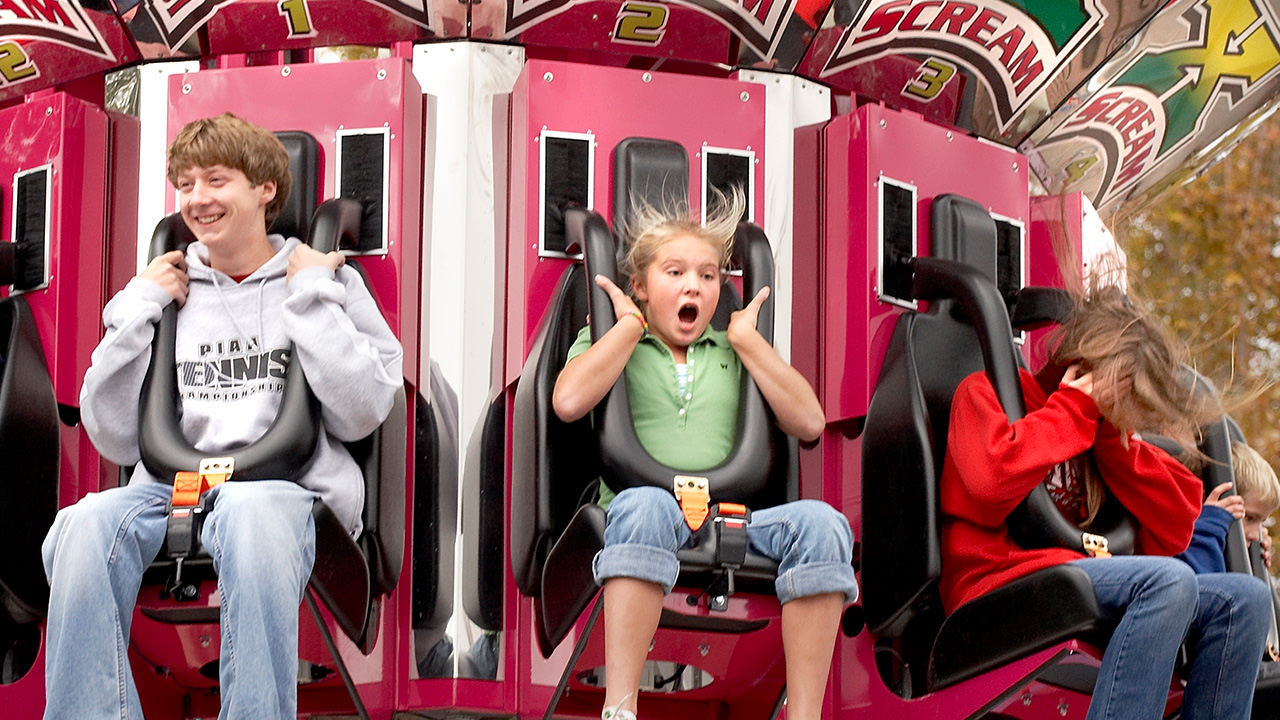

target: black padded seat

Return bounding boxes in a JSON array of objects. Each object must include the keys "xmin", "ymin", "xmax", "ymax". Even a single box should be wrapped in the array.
[
  {"xmin": 0, "ymin": 295, "xmax": 59, "ymax": 624},
  {"xmin": 861, "ymin": 194, "xmax": 1122, "ymax": 696},
  {"xmin": 137, "ymin": 131, "xmax": 407, "ymax": 652},
  {"xmin": 517, "ymin": 206, "xmax": 792, "ymax": 657}
]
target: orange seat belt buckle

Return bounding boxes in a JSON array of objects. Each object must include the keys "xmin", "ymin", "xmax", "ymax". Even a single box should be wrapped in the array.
[
  {"xmin": 673, "ymin": 475, "xmax": 711, "ymax": 531},
  {"xmin": 171, "ymin": 471, "xmax": 202, "ymax": 507},
  {"xmin": 1082, "ymin": 532, "xmax": 1111, "ymax": 558}
]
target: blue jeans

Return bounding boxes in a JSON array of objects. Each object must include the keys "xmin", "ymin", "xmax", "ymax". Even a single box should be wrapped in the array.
[
  {"xmin": 41, "ymin": 480, "xmax": 319, "ymax": 720},
  {"xmin": 1074, "ymin": 556, "xmax": 1271, "ymax": 720},
  {"xmin": 593, "ymin": 486, "xmax": 857, "ymax": 604}
]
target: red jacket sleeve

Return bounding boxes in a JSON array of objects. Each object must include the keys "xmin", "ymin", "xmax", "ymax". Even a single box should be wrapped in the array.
[
  {"xmin": 944, "ymin": 371, "xmax": 1103, "ymax": 527},
  {"xmin": 1091, "ymin": 422, "xmax": 1200, "ymax": 555}
]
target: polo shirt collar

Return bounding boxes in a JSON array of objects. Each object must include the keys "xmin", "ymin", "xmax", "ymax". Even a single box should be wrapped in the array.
[{"xmin": 639, "ymin": 325, "xmax": 729, "ymax": 352}]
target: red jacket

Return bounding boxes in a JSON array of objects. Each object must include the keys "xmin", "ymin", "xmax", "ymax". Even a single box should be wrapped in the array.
[{"xmin": 938, "ymin": 369, "xmax": 1201, "ymax": 612}]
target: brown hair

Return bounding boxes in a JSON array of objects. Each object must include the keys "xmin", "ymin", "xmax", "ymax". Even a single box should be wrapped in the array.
[
  {"xmin": 1046, "ymin": 284, "xmax": 1220, "ymax": 522},
  {"xmin": 1048, "ymin": 285, "xmax": 1214, "ymax": 443},
  {"xmin": 618, "ymin": 185, "xmax": 745, "ymax": 290},
  {"xmin": 166, "ymin": 113, "xmax": 292, "ymax": 229}
]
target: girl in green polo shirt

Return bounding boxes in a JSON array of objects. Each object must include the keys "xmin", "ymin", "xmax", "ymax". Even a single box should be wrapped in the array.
[{"xmin": 554, "ymin": 190, "xmax": 856, "ymax": 720}]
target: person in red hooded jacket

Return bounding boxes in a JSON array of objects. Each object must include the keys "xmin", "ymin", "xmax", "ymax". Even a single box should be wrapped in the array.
[{"xmin": 940, "ymin": 285, "xmax": 1270, "ymax": 720}]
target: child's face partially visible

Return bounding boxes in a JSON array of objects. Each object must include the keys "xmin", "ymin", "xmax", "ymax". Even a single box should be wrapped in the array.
[
  {"xmin": 632, "ymin": 233, "xmax": 721, "ymax": 355},
  {"xmin": 1243, "ymin": 494, "xmax": 1275, "ymax": 544}
]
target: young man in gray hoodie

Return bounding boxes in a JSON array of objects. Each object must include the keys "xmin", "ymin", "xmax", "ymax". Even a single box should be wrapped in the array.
[{"xmin": 40, "ymin": 113, "xmax": 404, "ymax": 720}]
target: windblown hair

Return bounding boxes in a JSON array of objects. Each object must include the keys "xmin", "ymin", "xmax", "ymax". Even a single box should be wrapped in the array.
[
  {"xmin": 1046, "ymin": 283, "xmax": 1221, "ymax": 523},
  {"xmin": 1048, "ymin": 284, "xmax": 1214, "ymax": 443},
  {"xmin": 1232, "ymin": 441, "xmax": 1280, "ymax": 513},
  {"xmin": 166, "ymin": 113, "xmax": 293, "ymax": 229},
  {"xmin": 618, "ymin": 185, "xmax": 746, "ymax": 288}
]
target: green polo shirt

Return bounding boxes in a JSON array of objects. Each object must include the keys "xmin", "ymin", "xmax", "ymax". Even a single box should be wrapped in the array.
[{"xmin": 566, "ymin": 324, "xmax": 742, "ymax": 508}]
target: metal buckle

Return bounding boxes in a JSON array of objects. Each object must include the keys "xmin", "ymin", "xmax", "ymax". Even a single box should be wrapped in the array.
[
  {"xmin": 673, "ymin": 475, "xmax": 710, "ymax": 531},
  {"xmin": 1082, "ymin": 532, "xmax": 1111, "ymax": 558}
]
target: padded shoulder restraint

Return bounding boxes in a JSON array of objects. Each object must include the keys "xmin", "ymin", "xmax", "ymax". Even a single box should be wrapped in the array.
[
  {"xmin": 571, "ymin": 206, "xmax": 777, "ymax": 507},
  {"xmin": 137, "ymin": 132, "xmax": 360, "ymax": 483}
]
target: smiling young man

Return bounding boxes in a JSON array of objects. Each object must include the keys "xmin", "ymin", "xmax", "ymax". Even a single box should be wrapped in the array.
[{"xmin": 41, "ymin": 113, "xmax": 404, "ymax": 720}]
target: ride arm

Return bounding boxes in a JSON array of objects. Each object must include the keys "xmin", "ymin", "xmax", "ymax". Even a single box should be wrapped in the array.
[
  {"xmin": 726, "ymin": 287, "xmax": 823, "ymax": 442},
  {"xmin": 1091, "ymin": 425, "xmax": 1200, "ymax": 555},
  {"xmin": 79, "ymin": 277, "xmax": 177, "ymax": 466},
  {"xmin": 945, "ymin": 372, "xmax": 1102, "ymax": 527},
  {"xmin": 282, "ymin": 265, "xmax": 404, "ymax": 442}
]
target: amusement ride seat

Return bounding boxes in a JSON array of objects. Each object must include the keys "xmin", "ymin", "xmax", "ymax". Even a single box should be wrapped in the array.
[
  {"xmin": 860, "ymin": 193, "xmax": 1140, "ymax": 697},
  {"xmin": 510, "ymin": 137, "xmax": 797, "ymax": 719},
  {"xmin": 134, "ymin": 130, "xmax": 408, "ymax": 691},
  {"xmin": 0, "ymin": 240, "xmax": 60, "ymax": 679}
]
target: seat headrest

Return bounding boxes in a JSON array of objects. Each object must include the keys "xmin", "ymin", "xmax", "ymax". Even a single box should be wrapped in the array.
[
  {"xmin": 612, "ymin": 137, "xmax": 689, "ymax": 266},
  {"xmin": 267, "ymin": 131, "xmax": 321, "ymax": 242}
]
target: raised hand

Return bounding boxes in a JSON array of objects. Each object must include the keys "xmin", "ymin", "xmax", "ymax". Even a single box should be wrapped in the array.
[
  {"xmin": 1204, "ymin": 481, "xmax": 1246, "ymax": 519},
  {"xmin": 1062, "ymin": 363, "xmax": 1094, "ymax": 397},
  {"xmin": 594, "ymin": 274, "xmax": 643, "ymax": 326},
  {"xmin": 141, "ymin": 250, "xmax": 189, "ymax": 307},
  {"xmin": 728, "ymin": 285, "xmax": 770, "ymax": 343},
  {"xmin": 288, "ymin": 243, "xmax": 345, "ymax": 281}
]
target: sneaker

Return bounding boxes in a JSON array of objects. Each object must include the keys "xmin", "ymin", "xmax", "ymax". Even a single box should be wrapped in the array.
[
  {"xmin": 602, "ymin": 692, "xmax": 636, "ymax": 720},
  {"xmin": 601, "ymin": 707, "xmax": 636, "ymax": 720}
]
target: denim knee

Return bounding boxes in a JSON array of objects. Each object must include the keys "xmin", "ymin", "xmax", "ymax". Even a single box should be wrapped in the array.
[
  {"xmin": 593, "ymin": 487, "xmax": 687, "ymax": 592},
  {"xmin": 749, "ymin": 500, "xmax": 857, "ymax": 604},
  {"xmin": 1202, "ymin": 572, "xmax": 1273, "ymax": 637},
  {"xmin": 42, "ymin": 483, "xmax": 170, "ymax": 581}
]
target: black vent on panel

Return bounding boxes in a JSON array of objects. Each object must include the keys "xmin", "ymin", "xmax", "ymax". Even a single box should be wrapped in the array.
[
  {"xmin": 705, "ymin": 151, "xmax": 752, "ymax": 225},
  {"xmin": 13, "ymin": 169, "xmax": 49, "ymax": 292},
  {"xmin": 542, "ymin": 135, "xmax": 591, "ymax": 255},
  {"xmin": 994, "ymin": 218, "xmax": 1024, "ymax": 304},
  {"xmin": 880, "ymin": 181, "xmax": 915, "ymax": 304},
  {"xmin": 338, "ymin": 132, "xmax": 388, "ymax": 254}
]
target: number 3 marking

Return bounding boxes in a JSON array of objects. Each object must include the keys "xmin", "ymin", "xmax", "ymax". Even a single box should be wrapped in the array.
[{"xmin": 903, "ymin": 58, "xmax": 957, "ymax": 102}]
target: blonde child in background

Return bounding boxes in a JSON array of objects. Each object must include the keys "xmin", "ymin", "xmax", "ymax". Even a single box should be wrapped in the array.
[{"xmin": 1179, "ymin": 441, "xmax": 1279, "ymax": 573}]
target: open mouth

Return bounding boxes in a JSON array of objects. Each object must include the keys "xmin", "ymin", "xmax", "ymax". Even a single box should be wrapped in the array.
[
  {"xmin": 677, "ymin": 303, "xmax": 699, "ymax": 328},
  {"xmin": 195, "ymin": 213, "xmax": 225, "ymax": 225}
]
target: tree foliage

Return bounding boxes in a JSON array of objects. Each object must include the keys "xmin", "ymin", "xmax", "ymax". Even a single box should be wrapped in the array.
[{"xmin": 1115, "ymin": 111, "xmax": 1280, "ymax": 549}]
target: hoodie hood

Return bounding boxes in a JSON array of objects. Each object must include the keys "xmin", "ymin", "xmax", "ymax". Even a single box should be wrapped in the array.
[{"xmin": 184, "ymin": 234, "xmax": 298, "ymax": 285}]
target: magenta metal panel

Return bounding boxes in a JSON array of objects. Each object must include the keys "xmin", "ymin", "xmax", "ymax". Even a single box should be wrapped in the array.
[
  {"xmin": 818, "ymin": 102, "xmax": 1028, "ymax": 424},
  {"xmin": 503, "ymin": 58, "xmax": 767, "ymax": 387},
  {"xmin": 202, "ymin": 0, "xmax": 445, "ymax": 54},
  {"xmin": 496, "ymin": 0, "xmax": 834, "ymax": 71},
  {"xmin": 1023, "ymin": 192, "xmax": 1087, "ymax": 371},
  {"xmin": 0, "ymin": 93, "xmax": 112, "ymax": 411},
  {"xmin": 135, "ymin": 0, "xmax": 455, "ymax": 58},
  {"xmin": 164, "ymin": 58, "xmax": 423, "ymax": 386},
  {"xmin": 503, "ymin": 58, "xmax": 770, "ymax": 719}
]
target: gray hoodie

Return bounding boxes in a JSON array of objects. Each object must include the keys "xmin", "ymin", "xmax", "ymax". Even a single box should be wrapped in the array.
[{"xmin": 79, "ymin": 235, "xmax": 404, "ymax": 534}]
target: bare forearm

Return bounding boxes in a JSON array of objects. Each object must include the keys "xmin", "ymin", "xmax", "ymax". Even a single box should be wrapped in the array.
[
  {"xmin": 552, "ymin": 315, "xmax": 645, "ymax": 421},
  {"xmin": 729, "ymin": 327, "xmax": 825, "ymax": 441}
]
